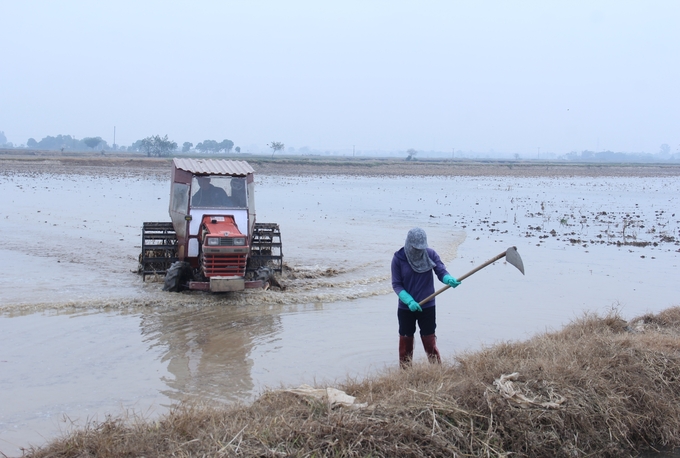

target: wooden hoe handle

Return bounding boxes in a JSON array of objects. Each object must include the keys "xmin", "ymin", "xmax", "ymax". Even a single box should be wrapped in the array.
[{"xmin": 418, "ymin": 251, "xmax": 507, "ymax": 306}]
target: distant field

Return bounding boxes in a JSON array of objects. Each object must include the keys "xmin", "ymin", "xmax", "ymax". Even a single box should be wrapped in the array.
[{"xmin": 1, "ymin": 149, "xmax": 680, "ymax": 177}]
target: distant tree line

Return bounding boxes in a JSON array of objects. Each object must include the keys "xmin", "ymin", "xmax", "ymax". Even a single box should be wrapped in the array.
[
  {"xmin": 195, "ymin": 139, "xmax": 234, "ymax": 153},
  {"xmin": 24, "ymin": 135, "xmax": 110, "ymax": 151},
  {"xmin": 561, "ymin": 147, "xmax": 678, "ymax": 162},
  {"xmin": 126, "ymin": 137, "xmax": 236, "ymax": 155},
  {"xmin": 0, "ymin": 131, "xmax": 243, "ymax": 156},
  {"xmin": 9, "ymin": 130, "xmax": 675, "ymax": 162}
]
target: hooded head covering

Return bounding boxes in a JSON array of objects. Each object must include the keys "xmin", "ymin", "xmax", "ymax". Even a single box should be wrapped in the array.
[{"xmin": 404, "ymin": 227, "xmax": 435, "ymax": 273}]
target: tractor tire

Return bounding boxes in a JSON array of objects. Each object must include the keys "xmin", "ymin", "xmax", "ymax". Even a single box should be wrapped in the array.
[{"xmin": 163, "ymin": 261, "xmax": 192, "ymax": 292}]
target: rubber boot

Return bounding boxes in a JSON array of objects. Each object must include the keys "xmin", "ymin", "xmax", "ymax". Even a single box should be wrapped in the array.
[
  {"xmin": 399, "ymin": 335, "xmax": 414, "ymax": 368},
  {"xmin": 421, "ymin": 334, "xmax": 441, "ymax": 364}
]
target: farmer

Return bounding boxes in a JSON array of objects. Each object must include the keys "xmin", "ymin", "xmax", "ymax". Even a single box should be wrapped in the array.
[
  {"xmin": 391, "ymin": 227, "xmax": 460, "ymax": 367},
  {"xmin": 230, "ymin": 177, "xmax": 247, "ymax": 207},
  {"xmin": 192, "ymin": 176, "xmax": 230, "ymax": 207}
]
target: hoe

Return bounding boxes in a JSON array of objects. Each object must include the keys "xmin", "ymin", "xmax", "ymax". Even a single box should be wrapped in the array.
[{"xmin": 419, "ymin": 246, "xmax": 525, "ymax": 305}]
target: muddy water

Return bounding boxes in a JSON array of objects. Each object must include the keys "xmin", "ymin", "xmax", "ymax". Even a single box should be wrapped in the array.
[{"xmin": 1, "ymin": 171, "xmax": 679, "ymax": 455}]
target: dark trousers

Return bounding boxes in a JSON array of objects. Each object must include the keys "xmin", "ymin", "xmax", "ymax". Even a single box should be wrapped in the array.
[{"xmin": 398, "ymin": 306, "xmax": 436, "ymax": 337}]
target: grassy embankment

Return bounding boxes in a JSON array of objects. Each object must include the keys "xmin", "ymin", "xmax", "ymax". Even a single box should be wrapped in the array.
[{"xmin": 25, "ymin": 307, "xmax": 680, "ymax": 457}]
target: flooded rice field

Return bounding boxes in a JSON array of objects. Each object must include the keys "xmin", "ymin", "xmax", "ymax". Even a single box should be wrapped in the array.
[{"xmin": 1, "ymin": 167, "xmax": 679, "ymax": 455}]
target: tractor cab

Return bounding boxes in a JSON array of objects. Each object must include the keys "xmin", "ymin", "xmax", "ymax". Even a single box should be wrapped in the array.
[{"xmin": 140, "ymin": 158, "xmax": 282, "ymax": 292}]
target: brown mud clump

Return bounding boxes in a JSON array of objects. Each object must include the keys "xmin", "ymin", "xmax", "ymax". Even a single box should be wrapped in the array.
[{"xmin": 24, "ymin": 307, "xmax": 680, "ymax": 457}]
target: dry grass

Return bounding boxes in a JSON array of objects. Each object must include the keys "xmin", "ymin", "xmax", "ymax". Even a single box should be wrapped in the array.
[{"xmin": 24, "ymin": 307, "xmax": 680, "ymax": 457}]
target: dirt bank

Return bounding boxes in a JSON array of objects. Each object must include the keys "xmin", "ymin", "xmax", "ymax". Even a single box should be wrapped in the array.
[
  {"xmin": 2, "ymin": 150, "xmax": 680, "ymax": 177},
  {"xmin": 23, "ymin": 308, "xmax": 680, "ymax": 458}
]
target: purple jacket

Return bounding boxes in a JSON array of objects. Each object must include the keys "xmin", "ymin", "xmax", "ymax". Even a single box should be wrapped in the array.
[{"xmin": 391, "ymin": 247, "xmax": 450, "ymax": 310}]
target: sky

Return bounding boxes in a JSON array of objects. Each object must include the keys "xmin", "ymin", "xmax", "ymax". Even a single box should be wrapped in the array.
[{"xmin": 1, "ymin": 1, "xmax": 679, "ymax": 156}]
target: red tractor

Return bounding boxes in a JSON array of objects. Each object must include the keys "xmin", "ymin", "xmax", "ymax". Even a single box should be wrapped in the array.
[{"xmin": 139, "ymin": 158, "xmax": 282, "ymax": 292}]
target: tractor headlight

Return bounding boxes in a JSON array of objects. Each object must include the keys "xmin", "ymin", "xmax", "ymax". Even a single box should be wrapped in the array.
[
  {"xmin": 207, "ymin": 237, "xmax": 220, "ymax": 246},
  {"xmin": 233, "ymin": 237, "xmax": 246, "ymax": 246}
]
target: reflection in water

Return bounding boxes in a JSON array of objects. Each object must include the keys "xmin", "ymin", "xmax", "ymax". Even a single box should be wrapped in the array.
[{"xmin": 139, "ymin": 305, "xmax": 282, "ymax": 403}]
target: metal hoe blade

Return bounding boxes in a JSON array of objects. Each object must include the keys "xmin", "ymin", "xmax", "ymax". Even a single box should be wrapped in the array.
[{"xmin": 505, "ymin": 246, "xmax": 525, "ymax": 275}]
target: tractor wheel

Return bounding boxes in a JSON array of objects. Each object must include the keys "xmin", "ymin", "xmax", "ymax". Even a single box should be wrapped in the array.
[{"xmin": 163, "ymin": 261, "xmax": 192, "ymax": 292}]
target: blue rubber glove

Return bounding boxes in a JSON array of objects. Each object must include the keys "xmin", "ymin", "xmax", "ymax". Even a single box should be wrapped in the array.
[
  {"xmin": 398, "ymin": 290, "xmax": 422, "ymax": 312},
  {"xmin": 443, "ymin": 274, "xmax": 461, "ymax": 288}
]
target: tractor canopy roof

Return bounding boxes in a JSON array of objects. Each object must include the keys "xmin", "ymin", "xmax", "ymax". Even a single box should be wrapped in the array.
[{"xmin": 173, "ymin": 158, "xmax": 254, "ymax": 177}]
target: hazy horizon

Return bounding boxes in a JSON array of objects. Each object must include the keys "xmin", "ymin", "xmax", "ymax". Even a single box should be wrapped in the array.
[{"xmin": 1, "ymin": 1, "xmax": 678, "ymax": 156}]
